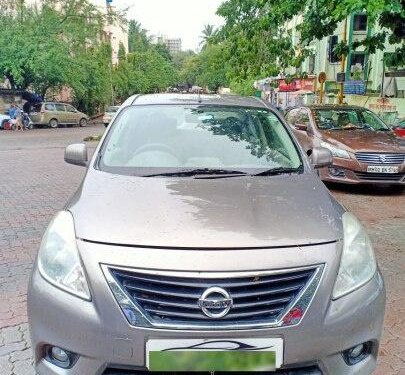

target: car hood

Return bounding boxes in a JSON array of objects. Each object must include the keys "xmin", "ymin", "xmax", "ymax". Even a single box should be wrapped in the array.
[
  {"xmin": 68, "ymin": 171, "xmax": 343, "ymax": 249},
  {"xmin": 321, "ymin": 130, "xmax": 404, "ymax": 153}
]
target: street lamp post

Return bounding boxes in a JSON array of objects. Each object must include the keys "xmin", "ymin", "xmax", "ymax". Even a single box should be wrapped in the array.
[{"xmin": 338, "ymin": 17, "xmax": 348, "ymax": 105}]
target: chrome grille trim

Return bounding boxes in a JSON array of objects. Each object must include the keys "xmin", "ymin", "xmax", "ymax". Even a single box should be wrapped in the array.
[
  {"xmin": 355, "ymin": 152, "xmax": 405, "ymax": 165},
  {"xmin": 102, "ymin": 264, "xmax": 324, "ymax": 330}
]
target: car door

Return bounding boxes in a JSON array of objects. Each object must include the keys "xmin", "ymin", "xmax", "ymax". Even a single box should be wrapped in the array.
[
  {"xmin": 286, "ymin": 108, "xmax": 313, "ymax": 153},
  {"xmin": 65, "ymin": 105, "xmax": 78, "ymax": 124},
  {"xmin": 54, "ymin": 103, "xmax": 67, "ymax": 124}
]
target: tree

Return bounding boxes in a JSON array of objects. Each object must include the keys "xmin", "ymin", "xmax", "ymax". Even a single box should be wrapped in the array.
[
  {"xmin": 216, "ymin": 0, "xmax": 405, "ymax": 75},
  {"xmin": 128, "ymin": 19, "xmax": 151, "ymax": 52},
  {"xmin": 175, "ymin": 43, "xmax": 230, "ymax": 91},
  {"xmin": 113, "ymin": 49, "xmax": 177, "ymax": 101},
  {"xmin": 118, "ymin": 42, "xmax": 127, "ymax": 62},
  {"xmin": 154, "ymin": 43, "xmax": 172, "ymax": 61},
  {"xmin": 200, "ymin": 24, "xmax": 215, "ymax": 48},
  {"xmin": 0, "ymin": 0, "xmax": 123, "ymax": 113},
  {"xmin": 195, "ymin": 44, "xmax": 230, "ymax": 91},
  {"xmin": 172, "ymin": 50, "xmax": 196, "ymax": 71}
]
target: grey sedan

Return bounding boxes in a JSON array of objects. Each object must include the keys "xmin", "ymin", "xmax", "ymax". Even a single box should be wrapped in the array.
[{"xmin": 28, "ymin": 94, "xmax": 385, "ymax": 375}]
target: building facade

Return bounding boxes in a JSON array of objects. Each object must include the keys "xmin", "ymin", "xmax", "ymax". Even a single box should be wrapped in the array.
[
  {"xmin": 98, "ymin": 1, "xmax": 128, "ymax": 65},
  {"xmin": 152, "ymin": 35, "xmax": 182, "ymax": 55},
  {"xmin": 287, "ymin": 14, "xmax": 404, "ymax": 97}
]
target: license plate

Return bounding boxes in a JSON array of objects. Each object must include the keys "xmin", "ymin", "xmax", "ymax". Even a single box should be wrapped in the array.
[
  {"xmin": 367, "ymin": 166, "xmax": 399, "ymax": 173},
  {"xmin": 146, "ymin": 338, "xmax": 283, "ymax": 372}
]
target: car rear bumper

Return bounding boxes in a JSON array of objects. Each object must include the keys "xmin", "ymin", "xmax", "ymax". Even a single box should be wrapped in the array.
[{"xmin": 28, "ymin": 242, "xmax": 385, "ymax": 375}]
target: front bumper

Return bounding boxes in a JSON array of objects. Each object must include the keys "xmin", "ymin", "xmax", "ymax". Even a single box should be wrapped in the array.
[
  {"xmin": 28, "ymin": 242, "xmax": 385, "ymax": 375},
  {"xmin": 318, "ymin": 158, "xmax": 405, "ymax": 185}
]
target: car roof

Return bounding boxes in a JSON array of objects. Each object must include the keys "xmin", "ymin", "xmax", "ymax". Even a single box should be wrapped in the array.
[
  {"xmin": 305, "ymin": 105, "xmax": 370, "ymax": 111},
  {"xmin": 128, "ymin": 93, "xmax": 269, "ymax": 109}
]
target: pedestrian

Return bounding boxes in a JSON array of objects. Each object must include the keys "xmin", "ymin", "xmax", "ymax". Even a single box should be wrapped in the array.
[
  {"xmin": 8, "ymin": 104, "xmax": 17, "ymax": 119},
  {"xmin": 14, "ymin": 106, "xmax": 24, "ymax": 131}
]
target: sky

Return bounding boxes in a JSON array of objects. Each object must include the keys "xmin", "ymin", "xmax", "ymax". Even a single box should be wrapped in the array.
[{"xmin": 94, "ymin": 0, "xmax": 225, "ymax": 51}]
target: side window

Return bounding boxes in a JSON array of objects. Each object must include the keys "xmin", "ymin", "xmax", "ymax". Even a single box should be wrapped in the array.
[
  {"xmin": 45, "ymin": 104, "xmax": 55, "ymax": 111},
  {"xmin": 297, "ymin": 109, "xmax": 311, "ymax": 126},
  {"xmin": 66, "ymin": 105, "xmax": 76, "ymax": 113},
  {"xmin": 285, "ymin": 109, "xmax": 299, "ymax": 125},
  {"xmin": 361, "ymin": 111, "xmax": 382, "ymax": 130},
  {"xmin": 54, "ymin": 104, "xmax": 66, "ymax": 112}
]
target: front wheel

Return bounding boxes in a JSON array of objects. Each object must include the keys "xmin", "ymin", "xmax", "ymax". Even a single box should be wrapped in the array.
[
  {"xmin": 79, "ymin": 118, "xmax": 88, "ymax": 127},
  {"xmin": 49, "ymin": 119, "xmax": 58, "ymax": 128}
]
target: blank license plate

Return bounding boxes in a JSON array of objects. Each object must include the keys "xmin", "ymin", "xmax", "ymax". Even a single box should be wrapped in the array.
[
  {"xmin": 146, "ymin": 338, "xmax": 283, "ymax": 372},
  {"xmin": 367, "ymin": 166, "xmax": 399, "ymax": 173}
]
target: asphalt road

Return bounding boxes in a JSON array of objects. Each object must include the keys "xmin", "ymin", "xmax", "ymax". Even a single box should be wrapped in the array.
[{"xmin": 0, "ymin": 125, "xmax": 403, "ymax": 374}]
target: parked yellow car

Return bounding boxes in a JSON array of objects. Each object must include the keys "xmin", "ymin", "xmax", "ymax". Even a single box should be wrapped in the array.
[{"xmin": 30, "ymin": 102, "xmax": 88, "ymax": 128}]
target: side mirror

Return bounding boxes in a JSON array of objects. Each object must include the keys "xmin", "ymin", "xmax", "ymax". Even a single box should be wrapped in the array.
[
  {"xmin": 65, "ymin": 143, "xmax": 88, "ymax": 167},
  {"xmin": 310, "ymin": 147, "xmax": 333, "ymax": 169},
  {"xmin": 295, "ymin": 123, "xmax": 308, "ymax": 131}
]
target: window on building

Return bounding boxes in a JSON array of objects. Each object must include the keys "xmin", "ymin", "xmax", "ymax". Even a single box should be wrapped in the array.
[
  {"xmin": 353, "ymin": 14, "xmax": 368, "ymax": 32},
  {"xmin": 350, "ymin": 53, "xmax": 366, "ymax": 69},
  {"xmin": 328, "ymin": 35, "xmax": 340, "ymax": 63}
]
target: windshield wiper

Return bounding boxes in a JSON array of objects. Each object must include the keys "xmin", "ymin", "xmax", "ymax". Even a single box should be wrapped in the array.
[
  {"xmin": 254, "ymin": 167, "xmax": 303, "ymax": 177},
  {"xmin": 143, "ymin": 168, "xmax": 249, "ymax": 178}
]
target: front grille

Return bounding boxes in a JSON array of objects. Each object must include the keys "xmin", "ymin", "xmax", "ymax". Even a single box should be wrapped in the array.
[
  {"xmin": 356, "ymin": 152, "xmax": 405, "ymax": 165},
  {"xmin": 109, "ymin": 267, "xmax": 316, "ymax": 326},
  {"xmin": 355, "ymin": 171, "xmax": 404, "ymax": 181}
]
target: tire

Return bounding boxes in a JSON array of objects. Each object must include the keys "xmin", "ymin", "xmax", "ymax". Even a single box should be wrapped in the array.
[
  {"xmin": 79, "ymin": 118, "xmax": 88, "ymax": 127},
  {"xmin": 49, "ymin": 118, "xmax": 58, "ymax": 128}
]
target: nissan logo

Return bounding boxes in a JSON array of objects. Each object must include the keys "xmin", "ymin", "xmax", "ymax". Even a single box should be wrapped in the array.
[{"xmin": 198, "ymin": 287, "xmax": 233, "ymax": 319}]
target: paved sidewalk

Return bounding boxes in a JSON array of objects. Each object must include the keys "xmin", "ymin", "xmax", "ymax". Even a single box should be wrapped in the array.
[{"xmin": 0, "ymin": 127, "xmax": 404, "ymax": 374}]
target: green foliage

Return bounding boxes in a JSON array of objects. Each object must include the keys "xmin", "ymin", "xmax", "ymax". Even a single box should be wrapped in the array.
[
  {"xmin": 176, "ymin": 44, "xmax": 230, "ymax": 91},
  {"xmin": 154, "ymin": 43, "xmax": 172, "ymax": 61},
  {"xmin": 200, "ymin": 24, "xmax": 216, "ymax": 48},
  {"xmin": 118, "ymin": 42, "xmax": 127, "ymax": 62},
  {"xmin": 113, "ymin": 50, "xmax": 177, "ymax": 101},
  {"xmin": 0, "ymin": 0, "xmax": 121, "ymax": 114},
  {"xmin": 71, "ymin": 43, "xmax": 113, "ymax": 116},
  {"xmin": 195, "ymin": 44, "xmax": 230, "ymax": 91},
  {"xmin": 215, "ymin": 0, "xmax": 405, "ymax": 88},
  {"xmin": 128, "ymin": 20, "xmax": 151, "ymax": 52}
]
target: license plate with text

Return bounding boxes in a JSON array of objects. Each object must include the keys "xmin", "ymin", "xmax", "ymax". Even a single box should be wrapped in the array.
[{"xmin": 367, "ymin": 166, "xmax": 399, "ymax": 174}]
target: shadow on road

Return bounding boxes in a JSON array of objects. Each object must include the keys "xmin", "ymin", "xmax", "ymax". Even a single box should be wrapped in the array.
[{"xmin": 325, "ymin": 182, "xmax": 405, "ymax": 197}]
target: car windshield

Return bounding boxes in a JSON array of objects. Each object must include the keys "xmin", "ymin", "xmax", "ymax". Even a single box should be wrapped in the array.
[
  {"xmin": 313, "ymin": 108, "xmax": 390, "ymax": 131},
  {"xmin": 99, "ymin": 105, "xmax": 302, "ymax": 176}
]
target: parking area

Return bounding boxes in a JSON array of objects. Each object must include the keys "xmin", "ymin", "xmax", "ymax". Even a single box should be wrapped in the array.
[{"xmin": 0, "ymin": 126, "xmax": 404, "ymax": 374}]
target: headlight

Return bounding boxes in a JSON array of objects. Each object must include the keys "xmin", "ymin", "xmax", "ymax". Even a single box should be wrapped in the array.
[
  {"xmin": 333, "ymin": 212, "xmax": 377, "ymax": 299},
  {"xmin": 38, "ymin": 211, "xmax": 91, "ymax": 300},
  {"xmin": 320, "ymin": 141, "xmax": 350, "ymax": 159}
]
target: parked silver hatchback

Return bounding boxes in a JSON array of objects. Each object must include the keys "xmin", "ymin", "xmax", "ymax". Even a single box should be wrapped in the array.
[{"xmin": 28, "ymin": 94, "xmax": 385, "ymax": 375}]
